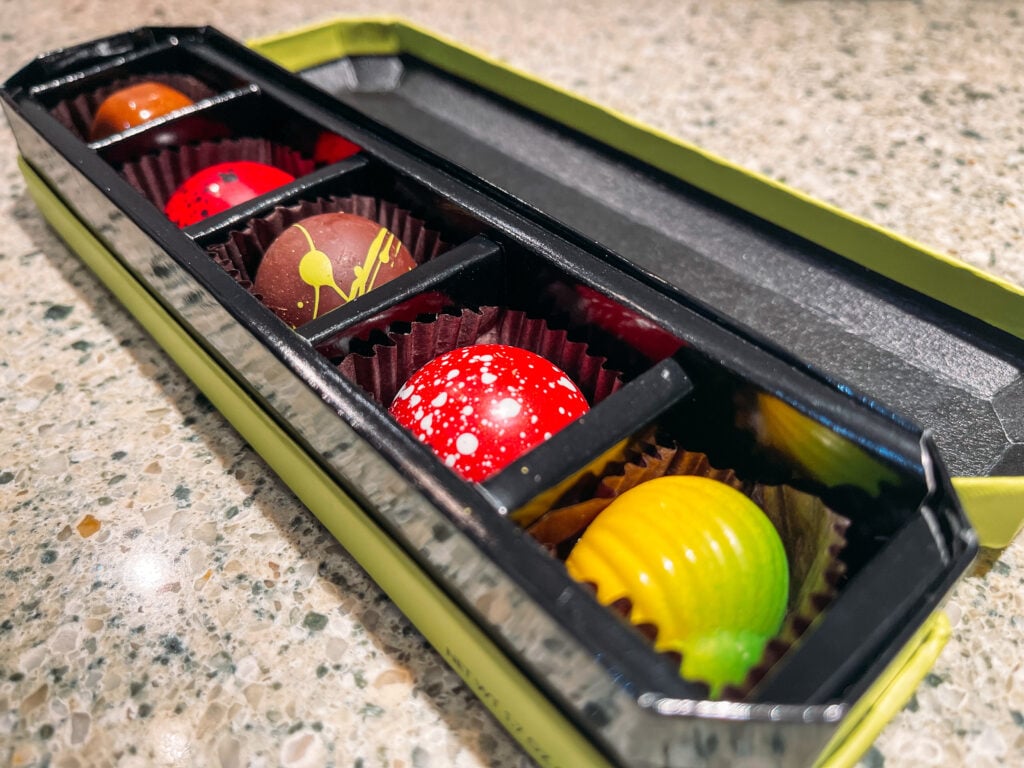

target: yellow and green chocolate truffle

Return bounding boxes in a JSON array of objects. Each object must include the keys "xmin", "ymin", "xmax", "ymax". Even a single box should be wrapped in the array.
[{"xmin": 565, "ymin": 475, "xmax": 789, "ymax": 695}]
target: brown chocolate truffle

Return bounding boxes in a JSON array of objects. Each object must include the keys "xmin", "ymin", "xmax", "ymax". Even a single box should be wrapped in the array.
[{"xmin": 253, "ymin": 212, "xmax": 416, "ymax": 327}]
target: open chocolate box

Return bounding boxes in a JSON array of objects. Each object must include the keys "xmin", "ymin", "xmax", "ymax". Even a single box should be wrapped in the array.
[{"xmin": 6, "ymin": 19, "xmax": 1022, "ymax": 768}]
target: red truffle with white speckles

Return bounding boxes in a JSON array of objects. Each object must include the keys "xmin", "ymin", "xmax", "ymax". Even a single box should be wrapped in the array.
[{"xmin": 389, "ymin": 343, "xmax": 590, "ymax": 482}]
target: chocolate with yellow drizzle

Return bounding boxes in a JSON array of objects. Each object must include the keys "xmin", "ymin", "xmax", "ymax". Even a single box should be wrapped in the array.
[{"xmin": 254, "ymin": 212, "xmax": 416, "ymax": 327}]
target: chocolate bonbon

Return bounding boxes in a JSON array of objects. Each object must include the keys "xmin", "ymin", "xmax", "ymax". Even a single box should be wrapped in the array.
[
  {"xmin": 163, "ymin": 161, "xmax": 295, "ymax": 228},
  {"xmin": 389, "ymin": 344, "xmax": 590, "ymax": 482},
  {"xmin": 89, "ymin": 81, "xmax": 194, "ymax": 140},
  {"xmin": 565, "ymin": 475, "xmax": 789, "ymax": 695},
  {"xmin": 253, "ymin": 212, "xmax": 415, "ymax": 326}
]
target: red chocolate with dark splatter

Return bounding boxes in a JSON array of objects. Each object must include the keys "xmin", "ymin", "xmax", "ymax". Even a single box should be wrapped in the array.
[{"xmin": 163, "ymin": 161, "xmax": 295, "ymax": 227}]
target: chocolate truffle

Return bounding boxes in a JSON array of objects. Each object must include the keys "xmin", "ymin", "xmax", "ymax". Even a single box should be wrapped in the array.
[
  {"xmin": 565, "ymin": 475, "xmax": 789, "ymax": 695},
  {"xmin": 389, "ymin": 344, "xmax": 590, "ymax": 482},
  {"xmin": 163, "ymin": 161, "xmax": 295, "ymax": 228},
  {"xmin": 90, "ymin": 81, "xmax": 194, "ymax": 141},
  {"xmin": 254, "ymin": 212, "xmax": 416, "ymax": 327}
]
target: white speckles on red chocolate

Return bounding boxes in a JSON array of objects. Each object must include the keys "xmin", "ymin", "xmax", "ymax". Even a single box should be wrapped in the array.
[
  {"xmin": 495, "ymin": 398, "xmax": 521, "ymax": 419},
  {"xmin": 456, "ymin": 433, "xmax": 479, "ymax": 455},
  {"xmin": 388, "ymin": 344, "xmax": 590, "ymax": 482}
]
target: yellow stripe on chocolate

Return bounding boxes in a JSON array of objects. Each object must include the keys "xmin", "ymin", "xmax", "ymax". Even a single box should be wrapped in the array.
[{"xmin": 566, "ymin": 475, "xmax": 789, "ymax": 694}]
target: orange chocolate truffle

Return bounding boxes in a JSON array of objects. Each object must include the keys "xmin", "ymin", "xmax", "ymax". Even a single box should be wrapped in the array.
[{"xmin": 90, "ymin": 81, "xmax": 194, "ymax": 140}]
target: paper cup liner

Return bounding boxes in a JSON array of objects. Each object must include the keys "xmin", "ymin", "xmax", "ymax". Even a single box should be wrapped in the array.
[
  {"xmin": 337, "ymin": 306, "xmax": 624, "ymax": 409},
  {"xmin": 50, "ymin": 73, "xmax": 218, "ymax": 141},
  {"xmin": 119, "ymin": 137, "xmax": 314, "ymax": 212},
  {"xmin": 205, "ymin": 195, "xmax": 447, "ymax": 296},
  {"xmin": 528, "ymin": 439, "xmax": 849, "ymax": 700}
]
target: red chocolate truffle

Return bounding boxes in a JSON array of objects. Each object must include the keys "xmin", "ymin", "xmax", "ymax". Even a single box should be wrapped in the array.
[
  {"xmin": 253, "ymin": 212, "xmax": 416, "ymax": 327},
  {"xmin": 389, "ymin": 344, "xmax": 590, "ymax": 482},
  {"xmin": 90, "ymin": 82, "xmax": 194, "ymax": 141},
  {"xmin": 164, "ymin": 161, "xmax": 295, "ymax": 228}
]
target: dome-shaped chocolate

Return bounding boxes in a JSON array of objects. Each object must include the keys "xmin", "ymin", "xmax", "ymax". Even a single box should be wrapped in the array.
[
  {"xmin": 566, "ymin": 475, "xmax": 789, "ymax": 695},
  {"xmin": 254, "ymin": 212, "xmax": 416, "ymax": 327},
  {"xmin": 90, "ymin": 81, "xmax": 194, "ymax": 140}
]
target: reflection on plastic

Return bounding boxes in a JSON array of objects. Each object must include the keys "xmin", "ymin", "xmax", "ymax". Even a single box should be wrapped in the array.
[{"xmin": 751, "ymin": 393, "xmax": 899, "ymax": 495}]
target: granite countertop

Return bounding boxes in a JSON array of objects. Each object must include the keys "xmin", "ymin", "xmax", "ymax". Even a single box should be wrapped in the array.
[{"xmin": 2, "ymin": 1, "xmax": 1022, "ymax": 767}]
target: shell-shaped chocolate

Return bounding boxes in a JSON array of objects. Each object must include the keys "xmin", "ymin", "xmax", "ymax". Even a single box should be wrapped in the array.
[{"xmin": 565, "ymin": 475, "xmax": 789, "ymax": 694}]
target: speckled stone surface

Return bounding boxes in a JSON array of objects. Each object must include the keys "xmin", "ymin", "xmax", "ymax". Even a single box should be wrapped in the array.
[{"xmin": 1, "ymin": 2, "xmax": 1022, "ymax": 767}]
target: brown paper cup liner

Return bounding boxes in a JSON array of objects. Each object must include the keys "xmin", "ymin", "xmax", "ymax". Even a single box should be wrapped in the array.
[
  {"xmin": 529, "ymin": 440, "xmax": 849, "ymax": 700},
  {"xmin": 50, "ymin": 73, "xmax": 217, "ymax": 141},
  {"xmin": 205, "ymin": 195, "xmax": 447, "ymax": 294},
  {"xmin": 338, "ymin": 306, "xmax": 624, "ymax": 408},
  {"xmin": 119, "ymin": 137, "xmax": 313, "ymax": 211}
]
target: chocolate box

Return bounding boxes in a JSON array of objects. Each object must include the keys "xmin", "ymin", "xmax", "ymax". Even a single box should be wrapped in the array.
[{"xmin": 4, "ymin": 18, "xmax": 1020, "ymax": 768}]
